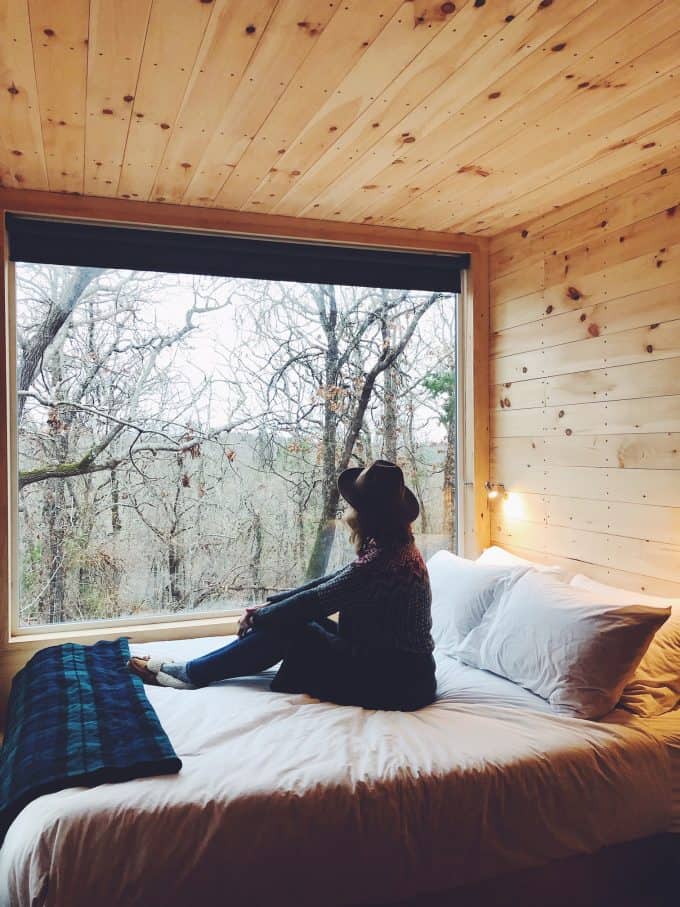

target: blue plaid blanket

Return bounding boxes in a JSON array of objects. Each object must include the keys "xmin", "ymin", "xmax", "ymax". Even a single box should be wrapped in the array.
[{"xmin": 0, "ymin": 637, "xmax": 181, "ymax": 843}]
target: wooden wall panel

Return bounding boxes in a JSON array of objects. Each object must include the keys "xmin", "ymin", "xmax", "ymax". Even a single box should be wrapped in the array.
[{"xmin": 489, "ymin": 161, "xmax": 680, "ymax": 597}]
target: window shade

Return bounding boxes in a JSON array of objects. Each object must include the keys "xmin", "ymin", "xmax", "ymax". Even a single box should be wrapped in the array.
[{"xmin": 6, "ymin": 215, "xmax": 469, "ymax": 293}]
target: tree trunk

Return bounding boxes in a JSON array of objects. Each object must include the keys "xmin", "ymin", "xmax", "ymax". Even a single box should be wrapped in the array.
[
  {"xmin": 249, "ymin": 510, "xmax": 263, "ymax": 600},
  {"xmin": 110, "ymin": 468, "xmax": 122, "ymax": 533},
  {"xmin": 168, "ymin": 541, "xmax": 183, "ymax": 607},
  {"xmin": 382, "ymin": 318, "xmax": 398, "ymax": 461},
  {"xmin": 405, "ymin": 402, "xmax": 428, "ymax": 534},
  {"xmin": 443, "ymin": 405, "xmax": 456, "ymax": 548},
  {"xmin": 18, "ymin": 267, "xmax": 100, "ymax": 423},
  {"xmin": 46, "ymin": 480, "xmax": 67, "ymax": 623}
]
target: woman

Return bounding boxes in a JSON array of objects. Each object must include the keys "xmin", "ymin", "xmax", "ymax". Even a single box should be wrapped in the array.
[{"xmin": 129, "ymin": 460, "xmax": 436, "ymax": 711}]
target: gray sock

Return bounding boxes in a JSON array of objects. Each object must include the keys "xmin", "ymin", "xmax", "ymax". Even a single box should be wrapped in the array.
[{"xmin": 161, "ymin": 661, "xmax": 192, "ymax": 684}]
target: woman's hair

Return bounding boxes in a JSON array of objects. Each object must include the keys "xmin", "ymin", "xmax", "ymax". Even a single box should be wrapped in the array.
[{"xmin": 342, "ymin": 505, "xmax": 413, "ymax": 553}]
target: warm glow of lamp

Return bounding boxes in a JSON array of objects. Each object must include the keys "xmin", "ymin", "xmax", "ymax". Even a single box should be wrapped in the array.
[{"xmin": 503, "ymin": 491, "xmax": 525, "ymax": 521}]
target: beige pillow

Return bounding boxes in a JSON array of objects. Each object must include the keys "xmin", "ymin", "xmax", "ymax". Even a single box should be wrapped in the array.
[{"xmin": 571, "ymin": 575, "xmax": 680, "ymax": 718}]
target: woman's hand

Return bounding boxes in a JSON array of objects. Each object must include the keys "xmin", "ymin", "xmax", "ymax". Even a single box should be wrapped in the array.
[{"xmin": 238, "ymin": 605, "xmax": 261, "ymax": 639}]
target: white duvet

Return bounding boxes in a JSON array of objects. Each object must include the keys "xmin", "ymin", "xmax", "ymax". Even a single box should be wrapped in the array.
[{"xmin": 1, "ymin": 635, "xmax": 677, "ymax": 907}]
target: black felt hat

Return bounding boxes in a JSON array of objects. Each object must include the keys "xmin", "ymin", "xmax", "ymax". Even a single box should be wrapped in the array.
[{"xmin": 337, "ymin": 459, "xmax": 419, "ymax": 524}]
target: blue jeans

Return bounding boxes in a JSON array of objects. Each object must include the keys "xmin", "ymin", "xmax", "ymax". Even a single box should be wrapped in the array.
[{"xmin": 185, "ymin": 621, "xmax": 337, "ymax": 688}]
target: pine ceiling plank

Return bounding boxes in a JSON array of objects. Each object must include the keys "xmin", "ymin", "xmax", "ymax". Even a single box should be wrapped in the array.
[
  {"xmin": 28, "ymin": 0, "xmax": 89, "ymax": 193},
  {"xmin": 450, "ymin": 98, "xmax": 680, "ymax": 236},
  {"xmin": 116, "ymin": 0, "xmax": 215, "ymax": 201},
  {"xmin": 299, "ymin": 0, "xmax": 596, "ymax": 222},
  {"xmin": 242, "ymin": 0, "xmax": 457, "ymax": 216},
  {"xmin": 150, "ymin": 0, "xmax": 277, "ymax": 205},
  {"xmin": 353, "ymin": 0, "xmax": 666, "ymax": 227},
  {"xmin": 213, "ymin": 0, "xmax": 408, "ymax": 213},
  {"xmin": 271, "ymin": 0, "xmax": 524, "ymax": 218},
  {"xmin": 412, "ymin": 45, "xmax": 680, "ymax": 232},
  {"xmin": 84, "ymin": 0, "xmax": 153, "ymax": 198},
  {"xmin": 0, "ymin": 0, "xmax": 47, "ymax": 190},
  {"xmin": 182, "ymin": 0, "xmax": 339, "ymax": 207}
]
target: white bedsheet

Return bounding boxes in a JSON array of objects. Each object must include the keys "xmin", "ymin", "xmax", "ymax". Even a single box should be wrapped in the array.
[{"xmin": 1, "ymin": 635, "xmax": 678, "ymax": 907}]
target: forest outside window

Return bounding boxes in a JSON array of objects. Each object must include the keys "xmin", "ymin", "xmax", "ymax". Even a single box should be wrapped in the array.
[{"xmin": 7, "ymin": 218, "xmax": 467, "ymax": 632}]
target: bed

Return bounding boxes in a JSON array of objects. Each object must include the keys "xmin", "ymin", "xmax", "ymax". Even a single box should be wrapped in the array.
[{"xmin": 1, "ymin": 634, "xmax": 678, "ymax": 907}]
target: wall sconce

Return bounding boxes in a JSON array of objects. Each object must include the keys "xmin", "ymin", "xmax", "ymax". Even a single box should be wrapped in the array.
[{"xmin": 485, "ymin": 481, "xmax": 507, "ymax": 501}]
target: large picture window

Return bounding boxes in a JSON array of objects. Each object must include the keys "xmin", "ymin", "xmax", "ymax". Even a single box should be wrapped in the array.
[{"xmin": 8, "ymin": 218, "xmax": 466, "ymax": 630}]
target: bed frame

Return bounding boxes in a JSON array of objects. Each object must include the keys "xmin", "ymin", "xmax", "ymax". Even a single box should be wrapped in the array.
[{"xmin": 378, "ymin": 834, "xmax": 677, "ymax": 907}]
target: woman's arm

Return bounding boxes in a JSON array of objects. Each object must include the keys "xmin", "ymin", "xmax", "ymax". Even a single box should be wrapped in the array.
[
  {"xmin": 264, "ymin": 566, "xmax": 348, "ymax": 604},
  {"xmin": 252, "ymin": 564, "xmax": 365, "ymax": 632}
]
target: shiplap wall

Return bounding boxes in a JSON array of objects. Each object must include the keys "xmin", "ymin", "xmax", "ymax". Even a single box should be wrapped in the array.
[{"xmin": 488, "ymin": 159, "xmax": 680, "ymax": 598}]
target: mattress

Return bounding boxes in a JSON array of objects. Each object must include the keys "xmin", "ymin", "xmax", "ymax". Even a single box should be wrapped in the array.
[{"xmin": 1, "ymin": 634, "xmax": 678, "ymax": 907}]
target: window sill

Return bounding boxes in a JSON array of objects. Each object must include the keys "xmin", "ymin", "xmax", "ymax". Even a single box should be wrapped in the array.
[{"xmin": 6, "ymin": 614, "xmax": 240, "ymax": 650}]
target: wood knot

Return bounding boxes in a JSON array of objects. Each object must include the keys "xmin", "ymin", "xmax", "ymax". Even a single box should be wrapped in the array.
[
  {"xmin": 655, "ymin": 259, "xmax": 663, "ymax": 268},
  {"xmin": 277, "ymin": 148, "xmax": 286, "ymax": 154},
  {"xmin": 7, "ymin": 83, "xmax": 19, "ymax": 95},
  {"xmin": 587, "ymin": 323, "xmax": 599, "ymax": 337},
  {"xmin": 600, "ymin": 220, "xmax": 607, "ymax": 227},
  {"xmin": 43, "ymin": 28, "xmax": 55, "ymax": 36},
  {"xmin": 660, "ymin": 167, "xmax": 668, "ymax": 175},
  {"xmin": 646, "ymin": 344, "xmax": 653, "ymax": 353},
  {"xmin": 329, "ymin": 125, "xmax": 338, "ymax": 132},
  {"xmin": 667, "ymin": 206, "xmax": 677, "ymax": 217},
  {"xmin": 551, "ymin": 42, "xmax": 566, "ymax": 52},
  {"xmin": 521, "ymin": 229, "xmax": 529, "ymax": 238},
  {"xmin": 545, "ymin": 304, "xmax": 553, "ymax": 314},
  {"xmin": 372, "ymin": 122, "xmax": 380, "ymax": 128},
  {"xmin": 504, "ymin": 398, "xmax": 511, "ymax": 408},
  {"xmin": 135, "ymin": 112, "xmax": 144, "ymax": 118},
  {"xmin": 181, "ymin": 162, "xmax": 191, "ymax": 169},
  {"xmin": 558, "ymin": 410, "xmax": 565, "ymax": 418},
  {"xmin": 441, "ymin": 2, "xmax": 456, "ymax": 13},
  {"xmin": 123, "ymin": 94, "xmax": 134, "ymax": 103},
  {"xmin": 160, "ymin": 122, "xmax": 170, "ymax": 129},
  {"xmin": 403, "ymin": 135, "xmax": 416, "ymax": 143},
  {"xmin": 500, "ymin": 399, "xmax": 505, "ymax": 408},
  {"xmin": 102, "ymin": 108, "xmax": 113, "ymax": 115},
  {"xmin": 291, "ymin": 170, "xmax": 301, "ymax": 176},
  {"xmin": 474, "ymin": 0, "xmax": 486, "ymax": 7},
  {"xmin": 567, "ymin": 286, "xmax": 581, "ymax": 300},
  {"xmin": 505, "ymin": 14, "xmax": 515, "ymax": 22},
  {"xmin": 245, "ymin": 24, "xmax": 256, "ymax": 34},
  {"xmin": 577, "ymin": 82, "xmax": 590, "ymax": 89},
  {"xmin": 522, "ymin": 366, "xmax": 528, "ymax": 374},
  {"xmin": 538, "ymin": 0, "xmax": 553, "ymax": 7},
  {"xmin": 565, "ymin": 428, "xmax": 572, "ymax": 436},
  {"xmin": 579, "ymin": 313, "xmax": 587, "ymax": 322},
  {"xmin": 11, "ymin": 149, "xmax": 22, "ymax": 156},
  {"xmin": 488, "ymin": 91, "xmax": 501, "ymax": 99},
  {"xmin": 650, "ymin": 323, "xmax": 659, "ymax": 329},
  {"xmin": 642, "ymin": 142, "xmax": 656, "ymax": 149},
  {"xmin": 505, "ymin": 382, "xmax": 512, "ymax": 388},
  {"xmin": 297, "ymin": 21, "xmax": 308, "ymax": 28}
]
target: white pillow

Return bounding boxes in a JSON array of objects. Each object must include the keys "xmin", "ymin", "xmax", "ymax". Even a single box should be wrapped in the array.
[
  {"xmin": 427, "ymin": 550, "xmax": 527, "ymax": 656},
  {"xmin": 454, "ymin": 572, "xmax": 670, "ymax": 719},
  {"xmin": 476, "ymin": 545, "xmax": 567, "ymax": 577},
  {"xmin": 571, "ymin": 574, "xmax": 680, "ymax": 718}
]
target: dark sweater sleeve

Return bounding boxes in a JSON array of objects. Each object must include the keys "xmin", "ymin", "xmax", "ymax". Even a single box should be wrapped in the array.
[
  {"xmin": 252, "ymin": 563, "xmax": 364, "ymax": 632},
  {"xmin": 264, "ymin": 566, "xmax": 347, "ymax": 604}
]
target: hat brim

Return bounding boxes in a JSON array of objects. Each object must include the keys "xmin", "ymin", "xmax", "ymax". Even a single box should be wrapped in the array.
[{"xmin": 337, "ymin": 467, "xmax": 420, "ymax": 524}]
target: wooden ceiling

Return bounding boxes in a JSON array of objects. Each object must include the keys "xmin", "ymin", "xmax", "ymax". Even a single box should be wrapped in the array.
[{"xmin": 1, "ymin": 0, "xmax": 679, "ymax": 237}]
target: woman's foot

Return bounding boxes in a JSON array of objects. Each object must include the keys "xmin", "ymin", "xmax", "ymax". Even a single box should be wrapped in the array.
[{"xmin": 128, "ymin": 656, "xmax": 194, "ymax": 689}]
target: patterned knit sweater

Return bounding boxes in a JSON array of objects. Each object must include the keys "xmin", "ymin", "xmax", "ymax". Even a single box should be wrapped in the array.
[{"xmin": 252, "ymin": 540, "xmax": 434, "ymax": 655}]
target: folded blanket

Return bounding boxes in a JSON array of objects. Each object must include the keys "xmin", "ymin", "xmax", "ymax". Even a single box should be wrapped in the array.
[{"xmin": 0, "ymin": 637, "xmax": 181, "ymax": 843}]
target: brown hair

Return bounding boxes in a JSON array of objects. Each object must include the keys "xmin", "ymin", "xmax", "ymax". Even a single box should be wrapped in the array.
[{"xmin": 342, "ymin": 504, "xmax": 413, "ymax": 553}]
